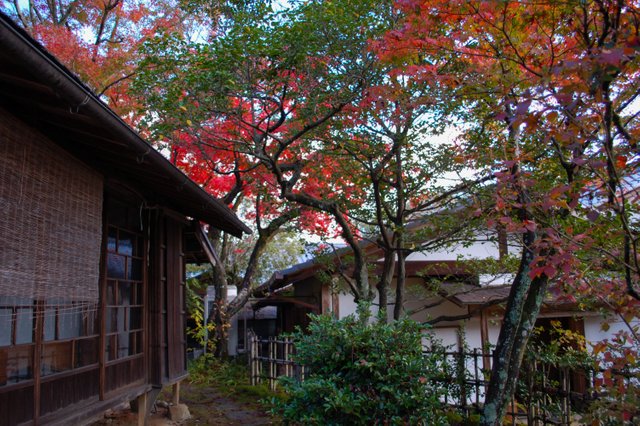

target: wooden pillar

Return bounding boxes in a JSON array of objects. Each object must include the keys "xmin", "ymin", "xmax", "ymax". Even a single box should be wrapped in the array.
[
  {"xmin": 284, "ymin": 336, "xmax": 290, "ymax": 378},
  {"xmin": 172, "ymin": 382, "xmax": 181, "ymax": 405},
  {"xmin": 136, "ymin": 392, "xmax": 148, "ymax": 426},
  {"xmin": 480, "ymin": 309, "xmax": 491, "ymax": 372},
  {"xmin": 249, "ymin": 332, "xmax": 256, "ymax": 386},
  {"xmin": 332, "ymin": 292, "xmax": 340, "ymax": 318},
  {"xmin": 321, "ymin": 284, "xmax": 331, "ymax": 314},
  {"xmin": 33, "ymin": 301, "xmax": 45, "ymax": 423}
]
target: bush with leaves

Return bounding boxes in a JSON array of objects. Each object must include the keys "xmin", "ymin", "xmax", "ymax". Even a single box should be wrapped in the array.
[
  {"xmin": 272, "ymin": 305, "xmax": 448, "ymax": 425},
  {"xmin": 585, "ymin": 330, "xmax": 640, "ymax": 425}
]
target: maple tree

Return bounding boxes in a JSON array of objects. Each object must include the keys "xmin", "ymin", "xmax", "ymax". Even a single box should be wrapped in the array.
[
  {"xmin": 133, "ymin": 0, "xmax": 392, "ymax": 313},
  {"xmin": 134, "ymin": 0, "xmax": 492, "ymax": 327},
  {"xmin": 0, "ymin": 0, "xmax": 188, "ymax": 118},
  {"xmin": 382, "ymin": 0, "xmax": 639, "ymax": 423},
  {"xmin": 130, "ymin": 0, "xmax": 498, "ymax": 343},
  {"xmin": 129, "ymin": 0, "xmax": 389, "ymax": 353}
]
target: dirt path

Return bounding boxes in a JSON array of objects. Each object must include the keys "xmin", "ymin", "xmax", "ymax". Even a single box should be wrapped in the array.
[
  {"xmin": 92, "ymin": 383, "xmax": 277, "ymax": 425},
  {"xmin": 181, "ymin": 383, "xmax": 275, "ymax": 425}
]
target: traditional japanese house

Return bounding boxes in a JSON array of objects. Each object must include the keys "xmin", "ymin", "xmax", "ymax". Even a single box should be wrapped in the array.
[
  {"xmin": 248, "ymin": 228, "xmax": 629, "ymax": 376},
  {"xmin": 0, "ymin": 12, "xmax": 250, "ymax": 425}
]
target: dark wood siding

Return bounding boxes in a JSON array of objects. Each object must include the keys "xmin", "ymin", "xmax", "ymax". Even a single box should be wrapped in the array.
[
  {"xmin": 148, "ymin": 213, "xmax": 188, "ymax": 385},
  {"xmin": 40, "ymin": 367, "xmax": 99, "ymax": 416},
  {"xmin": 0, "ymin": 384, "xmax": 34, "ymax": 425},
  {"xmin": 105, "ymin": 357, "xmax": 145, "ymax": 393},
  {"xmin": 166, "ymin": 220, "xmax": 187, "ymax": 380},
  {"xmin": 148, "ymin": 211, "xmax": 166, "ymax": 386}
]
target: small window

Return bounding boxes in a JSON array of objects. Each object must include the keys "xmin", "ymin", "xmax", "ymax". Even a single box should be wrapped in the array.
[
  {"xmin": 75, "ymin": 337, "xmax": 98, "ymax": 368},
  {"xmin": 0, "ymin": 308, "xmax": 12, "ymax": 346},
  {"xmin": 107, "ymin": 254, "xmax": 126, "ymax": 280},
  {"xmin": 1, "ymin": 346, "xmax": 33, "ymax": 385},
  {"xmin": 104, "ymin": 221, "xmax": 145, "ymax": 362},
  {"xmin": 118, "ymin": 282, "xmax": 131, "ymax": 305},
  {"xmin": 118, "ymin": 231, "xmax": 135, "ymax": 256},
  {"xmin": 43, "ymin": 308, "xmax": 56, "ymax": 341},
  {"xmin": 15, "ymin": 308, "xmax": 33, "ymax": 345},
  {"xmin": 41, "ymin": 342, "xmax": 72, "ymax": 375},
  {"xmin": 40, "ymin": 301, "xmax": 99, "ymax": 377},
  {"xmin": 128, "ymin": 258, "xmax": 143, "ymax": 280},
  {"xmin": 0, "ymin": 298, "xmax": 35, "ymax": 386},
  {"xmin": 59, "ymin": 309, "xmax": 83, "ymax": 340}
]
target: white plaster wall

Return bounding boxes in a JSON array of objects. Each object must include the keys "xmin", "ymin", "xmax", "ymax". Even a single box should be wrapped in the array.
[
  {"xmin": 228, "ymin": 314, "xmax": 239, "ymax": 356},
  {"xmin": 337, "ymin": 291, "xmax": 379, "ymax": 320},
  {"xmin": 479, "ymin": 274, "xmax": 515, "ymax": 286},
  {"xmin": 464, "ymin": 320, "xmax": 484, "ymax": 350},
  {"xmin": 422, "ymin": 317, "xmax": 500, "ymax": 352},
  {"xmin": 488, "ymin": 321, "xmax": 502, "ymax": 347},
  {"xmin": 424, "ymin": 326, "xmax": 460, "ymax": 349},
  {"xmin": 407, "ymin": 234, "xmax": 501, "ymax": 262},
  {"xmin": 584, "ymin": 314, "xmax": 640, "ymax": 347}
]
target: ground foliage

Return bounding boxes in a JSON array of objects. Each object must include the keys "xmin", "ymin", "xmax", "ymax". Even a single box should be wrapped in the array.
[
  {"xmin": 188, "ymin": 353, "xmax": 278, "ymax": 405},
  {"xmin": 272, "ymin": 306, "xmax": 448, "ymax": 425}
]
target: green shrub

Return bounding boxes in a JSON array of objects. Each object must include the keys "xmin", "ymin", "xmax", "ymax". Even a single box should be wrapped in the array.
[{"xmin": 272, "ymin": 307, "xmax": 448, "ymax": 425}]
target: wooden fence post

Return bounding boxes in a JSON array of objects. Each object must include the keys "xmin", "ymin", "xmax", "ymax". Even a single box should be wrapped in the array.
[
  {"xmin": 563, "ymin": 367, "xmax": 571, "ymax": 425},
  {"xmin": 268, "ymin": 337, "xmax": 276, "ymax": 391},
  {"xmin": 249, "ymin": 332, "xmax": 256, "ymax": 386},
  {"xmin": 284, "ymin": 336, "xmax": 290, "ymax": 378},
  {"xmin": 256, "ymin": 334, "xmax": 262, "ymax": 385},
  {"xmin": 457, "ymin": 347, "xmax": 466, "ymax": 409},
  {"xmin": 473, "ymin": 348, "xmax": 480, "ymax": 407}
]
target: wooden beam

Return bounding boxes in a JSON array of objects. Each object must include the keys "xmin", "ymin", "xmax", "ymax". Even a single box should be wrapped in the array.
[{"xmin": 99, "ymin": 196, "xmax": 109, "ymax": 400}]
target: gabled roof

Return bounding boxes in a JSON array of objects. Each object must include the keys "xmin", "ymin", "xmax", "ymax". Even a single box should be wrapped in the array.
[{"xmin": 0, "ymin": 12, "xmax": 251, "ymax": 237}]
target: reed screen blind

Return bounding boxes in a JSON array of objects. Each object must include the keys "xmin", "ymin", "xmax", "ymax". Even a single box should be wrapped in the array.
[{"xmin": 0, "ymin": 108, "xmax": 103, "ymax": 302}]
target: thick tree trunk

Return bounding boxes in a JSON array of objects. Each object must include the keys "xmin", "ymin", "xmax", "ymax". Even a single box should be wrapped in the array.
[
  {"xmin": 212, "ymin": 303, "xmax": 229, "ymax": 358},
  {"xmin": 481, "ymin": 229, "xmax": 548, "ymax": 425},
  {"xmin": 208, "ymin": 247, "xmax": 230, "ymax": 357}
]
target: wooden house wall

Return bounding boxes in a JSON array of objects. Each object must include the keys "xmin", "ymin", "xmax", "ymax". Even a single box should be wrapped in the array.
[
  {"xmin": 0, "ymin": 110, "xmax": 190, "ymax": 424},
  {"xmin": 148, "ymin": 213, "xmax": 188, "ymax": 387},
  {"xmin": 101, "ymin": 196, "xmax": 148, "ymax": 398},
  {"xmin": 0, "ymin": 108, "xmax": 103, "ymax": 424}
]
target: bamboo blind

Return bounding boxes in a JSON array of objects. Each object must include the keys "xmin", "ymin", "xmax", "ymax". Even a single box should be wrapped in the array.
[{"xmin": 0, "ymin": 108, "xmax": 103, "ymax": 302}]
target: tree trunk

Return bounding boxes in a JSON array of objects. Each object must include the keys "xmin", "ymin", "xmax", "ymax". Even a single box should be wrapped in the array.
[
  {"xmin": 377, "ymin": 250, "xmax": 395, "ymax": 322},
  {"xmin": 481, "ymin": 229, "xmax": 549, "ymax": 425},
  {"xmin": 393, "ymin": 233, "xmax": 407, "ymax": 320},
  {"xmin": 211, "ymin": 303, "xmax": 229, "ymax": 358}
]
